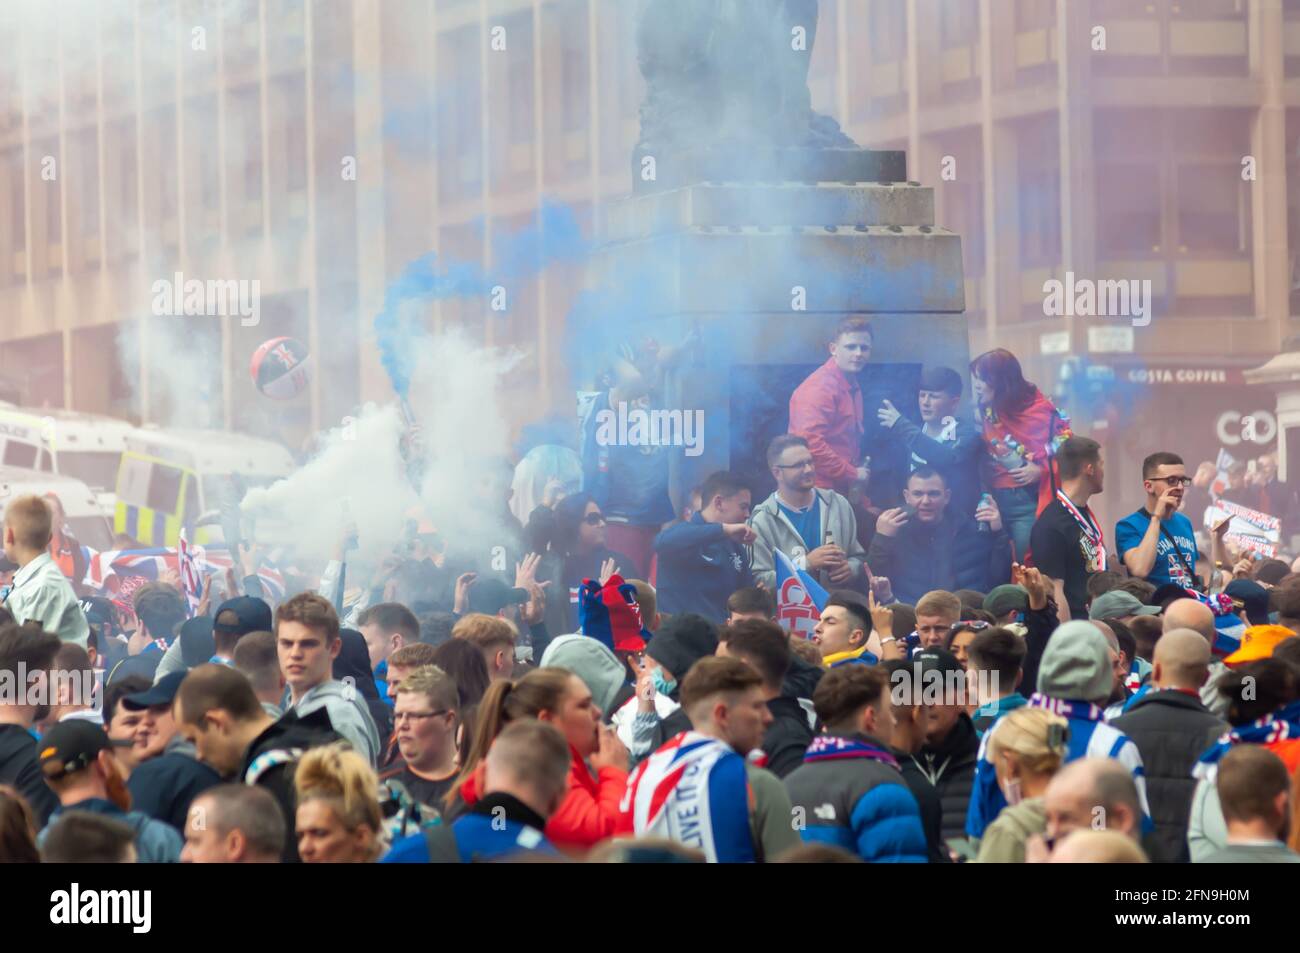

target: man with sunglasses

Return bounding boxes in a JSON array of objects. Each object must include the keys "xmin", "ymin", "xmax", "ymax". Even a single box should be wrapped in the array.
[
  {"xmin": 381, "ymin": 665, "xmax": 460, "ymax": 811},
  {"xmin": 1116, "ymin": 452, "xmax": 1230, "ymax": 592}
]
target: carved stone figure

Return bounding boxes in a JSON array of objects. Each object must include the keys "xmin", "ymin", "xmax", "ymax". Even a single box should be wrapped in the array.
[{"xmin": 636, "ymin": 0, "xmax": 856, "ymax": 154}]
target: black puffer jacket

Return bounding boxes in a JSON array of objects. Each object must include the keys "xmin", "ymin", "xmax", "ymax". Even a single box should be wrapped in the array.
[
  {"xmin": 895, "ymin": 746, "xmax": 950, "ymax": 863},
  {"xmin": 907, "ymin": 713, "xmax": 979, "ymax": 845},
  {"xmin": 240, "ymin": 707, "xmax": 343, "ymax": 863},
  {"xmin": 866, "ymin": 514, "xmax": 1012, "ymax": 606},
  {"xmin": 1111, "ymin": 689, "xmax": 1227, "ymax": 864},
  {"xmin": 761, "ymin": 696, "xmax": 814, "ymax": 779}
]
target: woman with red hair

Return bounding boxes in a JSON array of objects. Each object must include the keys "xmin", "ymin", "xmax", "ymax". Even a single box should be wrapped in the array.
[{"xmin": 970, "ymin": 349, "xmax": 1072, "ymax": 562}]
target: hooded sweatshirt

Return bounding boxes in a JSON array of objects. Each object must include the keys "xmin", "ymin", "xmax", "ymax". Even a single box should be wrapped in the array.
[
  {"xmin": 333, "ymin": 629, "xmax": 395, "ymax": 744},
  {"xmin": 288, "ymin": 679, "xmax": 381, "ymax": 768},
  {"xmin": 748, "ymin": 488, "xmax": 868, "ymax": 592},
  {"xmin": 541, "ymin": 634, "xmax": 628, "ymax": 718},
  {"xmin": 966, "ymin": 621, "xmax": 1149, "ymax": 839}
]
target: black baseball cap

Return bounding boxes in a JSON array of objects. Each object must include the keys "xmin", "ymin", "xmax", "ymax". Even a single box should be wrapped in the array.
[
  {"xmin": 1225, "ymin": 580, "xmax": 1271, "ymax": 627},
  {"xmin": 1150, "ymin": 583, "xmax": 1195, "ymax": 609},
  {"xmin": 80, "ymin": 597, "xmax": 119, "ymax": 630},
  {"xmin": 214, "ymin": 596, "xmax": 273, "ymax": 636},
  {"xmin": 467, "ymin": 578, "xmax": 529, "ymax": 616},
  {"xmin": 912, "ymin": 647, "xmax": 964, "ymax": 676},
  {"xmin": 38, "ymin": 720, "xmax": 118, "ymax": 780},
  {"xmin": 121, "ymin": 670, "xmax": 187, "ymax": 711}
]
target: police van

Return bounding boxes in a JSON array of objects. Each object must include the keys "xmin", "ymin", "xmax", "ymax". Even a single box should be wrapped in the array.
[
  {"xmin": 114, "ymin": 428, "xmax": 295, "ymax": 547},
  {"xmin": 0, "ymin": 467, "xmax": 114, "ymax": 552},
  {"xmin": 0, "ymin": 404, "xmax": 137, "ymax": 516}
]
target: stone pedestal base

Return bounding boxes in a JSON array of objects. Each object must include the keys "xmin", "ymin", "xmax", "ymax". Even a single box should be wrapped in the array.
[{"xmin": 588, "ymin": 156, "xmax": 967, "ymax": 503}]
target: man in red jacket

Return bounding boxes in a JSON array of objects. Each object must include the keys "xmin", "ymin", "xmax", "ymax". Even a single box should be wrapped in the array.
[{"xmin": 789, "ymin": 318, "xmax": 872, "ymax": 495}]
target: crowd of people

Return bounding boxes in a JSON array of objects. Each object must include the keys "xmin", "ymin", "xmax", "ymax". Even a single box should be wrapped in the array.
[{"xmin": 3, "ymin": 320, "xmax": 1300, "ymax": 865}]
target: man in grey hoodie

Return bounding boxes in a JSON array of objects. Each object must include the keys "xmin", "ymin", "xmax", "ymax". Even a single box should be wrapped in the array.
[
  {"xmin": 749, "ymin": 434, "xmax": 869, "ymax": 592},
  {"xmin": 276, "ymin": 593, "xmax": 380, "ymax": 766}
]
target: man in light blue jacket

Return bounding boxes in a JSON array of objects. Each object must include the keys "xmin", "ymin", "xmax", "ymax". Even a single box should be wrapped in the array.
[{"xmin": 277, "ymin": 593, "xmax": 380, "ymax": 766}]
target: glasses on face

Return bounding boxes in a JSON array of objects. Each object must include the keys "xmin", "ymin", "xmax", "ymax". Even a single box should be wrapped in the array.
[
  {"xmin": 1148, "ymin": 476, "xmax": 1192, "ymax": 488},
  {"xmin": 393, "ymin": 709, "xmax": 451, "ymax": 724},
  {"xmin": 583, "ymin": 512, "xmax": 607, "ymax": 526},
  {"xmin": 775, "ymin": 460, "xmax": 817, "ymax": 471}
]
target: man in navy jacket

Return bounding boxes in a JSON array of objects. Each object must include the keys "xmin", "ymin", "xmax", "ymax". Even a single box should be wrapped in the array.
[{"xmin": 653, "ymin": 472, "xmax": 756, "ymax": 623}]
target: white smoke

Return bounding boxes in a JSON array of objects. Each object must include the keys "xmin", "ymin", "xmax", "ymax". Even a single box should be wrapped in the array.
[
  {"xmin": 240, "ymin": 402, "xmax": 412, "ymax": 565},
  {"xmin": 240, "ymin": 326, "xmax": 524, "ymax": 568}
]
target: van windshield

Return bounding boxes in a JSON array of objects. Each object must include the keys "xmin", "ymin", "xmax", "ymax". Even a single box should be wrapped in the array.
[
  {"xmin": 2, "ymin": 441, "xmax": 38, "ymax": 469},
  {"xmin": 57, "ymin": 451, "xmax": 123, "ymax": 491}
]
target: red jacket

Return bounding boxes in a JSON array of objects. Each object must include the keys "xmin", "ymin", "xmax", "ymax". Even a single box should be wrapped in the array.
[
  {"xmin": 788, "ymin": 358, "xmax": 864, "ymax": 492},
  {"xmin": 979, "ymin": 388, "xmax": 1069, "ymax": 513},
  {"xmin": 457, "ymin": 744, "xmax": 627, "ymax": 854}
]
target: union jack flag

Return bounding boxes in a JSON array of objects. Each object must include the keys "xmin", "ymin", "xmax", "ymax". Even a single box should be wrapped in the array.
[
  {"xmin": 178, "ymin": 530, "xmax": 202, "ymax": 617},
  {"xmin": 81, "ymin": 543, "xmax": 286, "ymax": 605}
]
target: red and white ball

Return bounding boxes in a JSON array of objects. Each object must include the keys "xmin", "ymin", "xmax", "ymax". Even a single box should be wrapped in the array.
[{"xmin": 250, "ymin": 337, "xmax": 311, "ymax": 400}]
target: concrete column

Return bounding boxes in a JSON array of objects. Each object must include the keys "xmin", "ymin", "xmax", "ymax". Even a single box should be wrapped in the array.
[
  {"xmin": 906, "ymin": 0, "xmax": 942, "ymax": 165},
  {"xmin": 1057, "ymin": 0, "xmax": 1097, "ymax": 346},
  {"xmin": 1249, "ymin": 0, "xmax": 1289, "ymax": 335},
  {"xmin": 352, "ymin": 0, "xmax": 389, "ymax": 405}
]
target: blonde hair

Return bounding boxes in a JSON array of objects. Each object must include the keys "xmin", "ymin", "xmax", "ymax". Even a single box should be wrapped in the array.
[
  {"xmin": 397, "ymin": 664, "xmax": 459, "ymax": 713},
  {"xmin": 987, "ymin": 707, "xmax": 1068, "ymax": 779},
  {"xmin": 453, "ymin": 613, "xmax": 518, "ymax": 651},
  {"xmin": 915, "ymin": 590, "xmax": 961, "ymax": 622},
  {"xmin": 3, "ymin": 495, "xmax": 52, "ymax": 551},
  {"xmin": 293, "ymin": 743, "xmax": 385, "ymax": 859}
]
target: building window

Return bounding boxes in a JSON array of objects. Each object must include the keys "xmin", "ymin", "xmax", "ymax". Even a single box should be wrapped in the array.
[
  {"xmin": 941, "ymin": 0, "xmax": 979, "ymax": 48},
  {"xmin": 1176, "ymin": 163, "xmax": 1248, "ymax": 254},
  {"xmin": 230, "ymin": 87, "xmax": 263, "ymax": 234},
  {"xmin": 867, "ymin": 0, "xmax": 907, "ymax": 115},
  {"xmin": 1097, "ymin": 163, "xmax": 1163, "ymax": 255},
  {"xmin": 437, "ymin": 25, "xmax": 482, "ymax": 202}
]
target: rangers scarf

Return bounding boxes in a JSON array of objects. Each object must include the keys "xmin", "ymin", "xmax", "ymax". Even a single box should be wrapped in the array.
[
  {"xmin": 618, "ymin": 731, "xmax": 755, "ymax": 863},
  {"xmin": 1055, "ymin": 489, "xmax": 1106, "ymax": 572},
  {"xmin": 1194, "ymin": 700, "xmax": 1300, "ymax": 779}
]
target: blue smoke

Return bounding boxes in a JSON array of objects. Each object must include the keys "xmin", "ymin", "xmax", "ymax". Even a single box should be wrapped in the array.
[{"xmin": 372, "ymin": 200, "xmax": 590, "ymax": 397}]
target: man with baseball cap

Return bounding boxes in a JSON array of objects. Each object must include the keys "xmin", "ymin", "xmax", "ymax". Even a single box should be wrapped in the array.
[
  {"xmin": 36, "ymin": 719, "xmax": 182, "ymax": 862},
  {"xmin": 121, "ymin": 670, "xmax": 221, "ymax": 830},
  {"xmin": 900, "ymin": 647, "xmax": 979, "ymax": 844},
  {"xmin": 1224, "ymin": 579, "xmax": 1272, "ymax": 629},
  {"xmin": 210, "ymin": 596, "xmax": 274, "ymax": 664},
  {"xmin": 983, "ymin": 584, "xmax": 1029, "ymax": 627},
  {"xmin": 156, "ymin": 594, "xmax": 275, "ymax": 680},
  {"xmin": 1088, "ymin": 590, "xmax": 1161, "ymax": 626},
  {"xmin": 465, "ymin": 576, "xmax": 549, "ymax": 662}
]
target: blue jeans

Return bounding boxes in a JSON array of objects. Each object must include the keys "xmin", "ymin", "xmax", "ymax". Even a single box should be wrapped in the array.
[{"xmin": 993, "ymin": 485, "xmax": 1039, "ymax": 564}]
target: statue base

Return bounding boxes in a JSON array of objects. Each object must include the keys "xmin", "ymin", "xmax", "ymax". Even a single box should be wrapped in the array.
[{"xmin": 631, "ymin": 147, "xmax": 909, "ymax": 194}]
